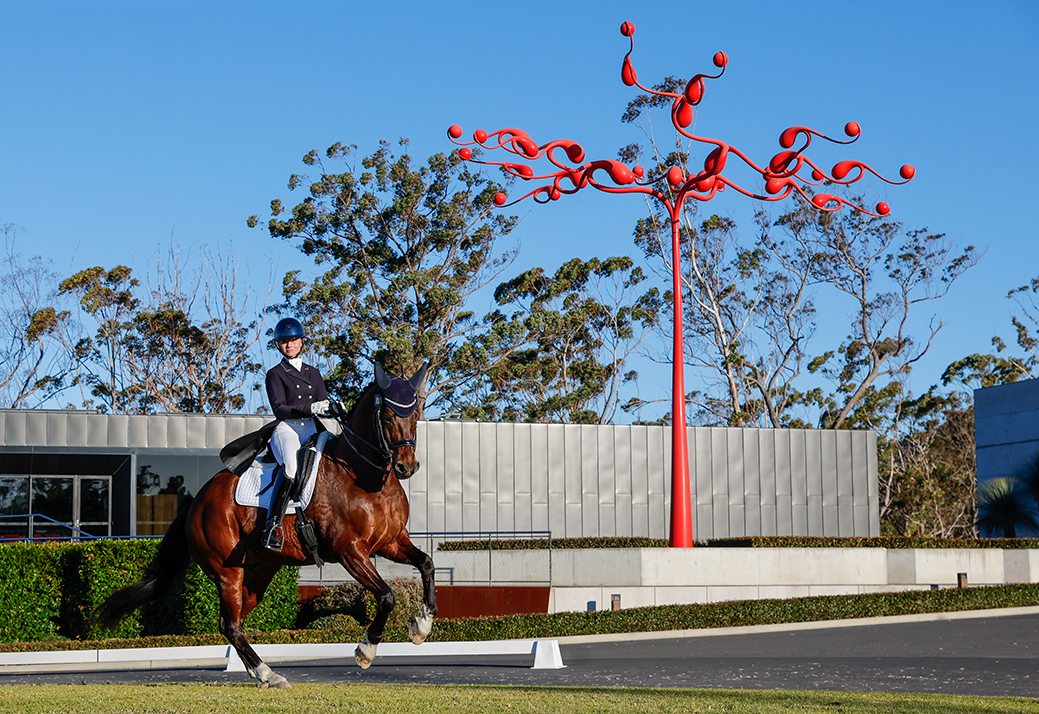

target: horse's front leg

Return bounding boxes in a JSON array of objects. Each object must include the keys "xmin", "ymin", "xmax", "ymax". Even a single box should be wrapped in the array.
[
  {"xmin": 378, "ymin": 533, "xmax": 437, "ymax": 645},
  {"xmin": 338, "ymin": 546, "xmax": 395, "ymax": 669}
]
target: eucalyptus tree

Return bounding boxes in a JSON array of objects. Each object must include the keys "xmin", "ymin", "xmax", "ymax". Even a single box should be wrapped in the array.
[
  {"xmin": 251, "ymin": 139, "xmax": 518, "ymax": 418},
  {"xmin": 0, "ymin": 224, "xmax": 76, "ymax": 408}
]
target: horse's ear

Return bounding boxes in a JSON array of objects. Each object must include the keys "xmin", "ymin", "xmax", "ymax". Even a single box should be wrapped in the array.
[
  {"xmin": 375, "ymin": 363, "xmax": 392, "ymax": 391},
  {"xmin": 409, "ymin": 361, "xmax": 429, "ymax": 390}
]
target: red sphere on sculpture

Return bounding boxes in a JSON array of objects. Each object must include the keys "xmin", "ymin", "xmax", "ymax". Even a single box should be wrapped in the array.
[
  {"xmin": 876, "ymin": 202, "xmax": 890, "ymax": 216},
  {"xmin": 900, "ymin": 165, "xmax": 916, "ymax": 180},
  {"xmin": 620, "ymin": 21, "xmax": 635, "ymax": 37},
  {"xmin": 448, "ymin": 125, "xmax": 463, "ymax": 139},
  {"xmin": 667, "ymin": 166, "xmax": 685, "ymax": 186},
  {"xmin": 458, "ymin": 148, "xmax": 472, "ymax": 160},
  {"xmin": 844, "ymin": 122, "xmax": 861, "ymax": 138},
  {"xmin": 494, "ymin": 192, "xmax": 507, "ymax": 206},
  {"xmin": 713, "ymin": 52, "xmax": 728, "ymax": 68}
]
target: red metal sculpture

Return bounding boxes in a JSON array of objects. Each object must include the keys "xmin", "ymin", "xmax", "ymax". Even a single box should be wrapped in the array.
[{"xmin": 448, "ymin": 20, "xmax": 914, "ymax": 547}]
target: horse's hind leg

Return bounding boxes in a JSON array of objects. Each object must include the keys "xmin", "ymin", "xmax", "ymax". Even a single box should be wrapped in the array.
[
  {"xmin": 338, "ymin": 547, "xmax": 395, "ymax": 669},
  {"xmin": 378, "ymin": 534, "xmax": 437, "ymax": 645},
  {"xmin": 206, "ymin": 563, "xmax": 289, "ymax": 688}
]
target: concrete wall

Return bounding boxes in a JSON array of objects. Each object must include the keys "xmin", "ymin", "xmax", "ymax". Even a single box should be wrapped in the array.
[{"xmin": 333, "ymin": 547, "xmax": 1037, "ymax": 614}]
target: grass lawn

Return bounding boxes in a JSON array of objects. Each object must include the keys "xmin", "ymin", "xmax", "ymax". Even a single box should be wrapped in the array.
[{"xmin": 0, "ymin": 683, "xmax": 1036, "ymax": 714}]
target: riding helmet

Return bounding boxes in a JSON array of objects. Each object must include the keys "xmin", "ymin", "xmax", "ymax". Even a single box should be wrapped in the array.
[{"xmin": 273, "ymin": 317, "xmax": 305, "ymax": 341}]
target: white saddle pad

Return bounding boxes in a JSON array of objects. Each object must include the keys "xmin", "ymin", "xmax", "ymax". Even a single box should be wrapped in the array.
[{"xmin": 233, "ymin": 431, "xmax": 330, "ymax": 510}]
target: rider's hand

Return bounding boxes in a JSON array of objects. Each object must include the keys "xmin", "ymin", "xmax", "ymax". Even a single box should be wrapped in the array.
[{"xmin": 310, "ymin": 400, "xmax": 331, "ymax": 417}]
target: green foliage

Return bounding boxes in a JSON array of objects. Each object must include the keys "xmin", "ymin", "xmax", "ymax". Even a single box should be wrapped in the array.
[
  {"xmin": 978, "ymin": 476, "xmax": 1039, "ymax": 540},
  {"xmin": 0, "ymin": 542, "xmax": 66, "ymax": 642},
  {"xmin": 56, "ymin": 251, "xmax": 264, "ymax": 414},
  {"xmin": 300, "ymin": 578, "xmax": 425, "ymax": 632},
  {"xmin": 418, "ymin": 584, "xmax": 1039, "ymax": 642},
  {"xmin": 8, "ymin": 583, "xmax": 1039, "ymax": 655},
  {"xmin": 0, "ymin": 224, "xmax": 76, "ymax": 408},
  {"xmin": 0, "ymin": 540, "xmax": 299, "ymax": 642},
  {"xmin": 61, "ymin": 538, "xmax": 158, "ymax": 640},
  {"xmin": 438, "ymin": 535, "xmax": 1039, "ymax": 551},
  {"xmin": 464, "ymin": 256, "xmax": 660, "ymax": 423},
  {"xmin": 438, "ymin": 536, "xmax": 670, "ymax": 551},
  {"xmin": 255, "ymin": 139, "xmax": 519, "ymax": 418}
]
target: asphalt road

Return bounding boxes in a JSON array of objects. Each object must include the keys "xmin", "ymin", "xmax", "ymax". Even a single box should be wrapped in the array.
[{"xmin": 2, "ymin": 611, "xmax": 1038, "ymax": 698}]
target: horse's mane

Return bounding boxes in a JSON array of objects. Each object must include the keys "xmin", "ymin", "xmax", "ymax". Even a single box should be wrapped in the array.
[{"xmin": 341, "ymin": 381, "xmax": 379, "ymax": 425}]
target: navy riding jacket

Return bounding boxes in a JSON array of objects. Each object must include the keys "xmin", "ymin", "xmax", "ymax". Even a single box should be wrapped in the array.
[{"xmin": 265, "ymin": 360, "xmax": 329, "ymax": 421}]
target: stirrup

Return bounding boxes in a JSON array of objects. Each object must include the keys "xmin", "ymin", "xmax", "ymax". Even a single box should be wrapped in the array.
[{"xmin": 263, "ymin": 522, "xmax": 284, "ymax": 551}]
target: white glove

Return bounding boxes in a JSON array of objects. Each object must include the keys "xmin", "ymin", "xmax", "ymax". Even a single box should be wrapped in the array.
[{"xmin": 310, "ymin": 400, "xmax": 331, "ymax": 417}]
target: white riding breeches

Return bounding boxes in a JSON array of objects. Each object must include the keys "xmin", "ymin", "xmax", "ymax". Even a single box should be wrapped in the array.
[{"xmin": 269, "ymin": 418, "xmax": 317, "ymax": 482}]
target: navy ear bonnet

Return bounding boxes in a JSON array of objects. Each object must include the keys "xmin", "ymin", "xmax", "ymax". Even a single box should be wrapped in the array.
[
  {"xmin": 381, "ymin": 379, "xmax": 418, "ymax": 417},
  {"xmin": 373, "ymin": 362, "xmax": 427, "ymax": 417}
]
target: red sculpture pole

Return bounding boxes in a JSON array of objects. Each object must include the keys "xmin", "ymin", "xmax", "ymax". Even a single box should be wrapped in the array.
[
  {"xmin": 669, "ymin": 217, "xmax": 693, "ymax": 546},
  {"xmin": 449, "ymin": 21, "xmax": 913, "ymax": 547}
]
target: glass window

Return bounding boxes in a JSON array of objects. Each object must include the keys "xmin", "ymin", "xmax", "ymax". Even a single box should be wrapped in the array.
[
  {"xmin": 0, "ymin": 476, "xmax": 29, "ymax": 540},
  {"xmin": 80, "ymin": 477, "xmax": 111, "ymax": 537},
  {"xmin": 134, "ymin": 455, "xmax": 221, "ymax": 536},
  {"xmin": 31, "ymin": 477, "xmax": 74, "ymax": 539}
]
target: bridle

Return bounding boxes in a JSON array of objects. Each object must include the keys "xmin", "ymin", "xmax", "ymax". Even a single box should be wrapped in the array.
[{"xmin": 336, "ymin": 388, "xmax": 417, "ymax": 474}]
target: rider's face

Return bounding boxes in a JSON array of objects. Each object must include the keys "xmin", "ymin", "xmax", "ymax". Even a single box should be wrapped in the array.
[{"xmin": 277, "ymin": 337, "xmax": 303, "ymax": 359}]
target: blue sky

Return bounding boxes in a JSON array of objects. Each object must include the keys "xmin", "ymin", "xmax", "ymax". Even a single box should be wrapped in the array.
[{"xmin": 2, "ymin": 1, "xmax": 1037, "ymax": 417}]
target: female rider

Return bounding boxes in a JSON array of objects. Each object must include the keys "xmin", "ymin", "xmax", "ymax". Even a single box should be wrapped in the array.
[{"xmin": 261, "ymin": 317, "xmax": 330, "ymax": 551}]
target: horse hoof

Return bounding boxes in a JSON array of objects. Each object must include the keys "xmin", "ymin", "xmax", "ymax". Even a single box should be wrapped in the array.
[
  {"xmin": 355, "ymin": 639, "xmax": 377, "ymax": 669},
  {"xmin": 408, "ymin": 620, "xmax": 428, "ymax": 645},
  {"xmin": 269, "ymin": 674, "xmax": 292, "ymax": 689},
  {"xmin": 409, "ymin": 605, "xmax": 435, "ymax": 645}
]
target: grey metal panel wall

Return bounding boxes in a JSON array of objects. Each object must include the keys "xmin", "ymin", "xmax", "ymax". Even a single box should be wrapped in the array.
[
  {"xmin": 407, "ymin": 422, "xmax": 878, "ymax": 540},
  {"xmin": 0, "ymin": 410, "xmax": 878, "ymax": 540}
]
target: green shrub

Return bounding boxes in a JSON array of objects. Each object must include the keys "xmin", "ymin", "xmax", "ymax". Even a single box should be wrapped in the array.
[
  {"xmin": 0, "ymin": 540, "xmax": 299, "ymax": 642},
  {"xmin": 438, "ymin": 536, "xmax": 670, "ymax": 551},
  {"xmin": 301, "ymin": 578, "xmax": 425, "ymax": 631},
  {"xmin": 0, "ymin": 542, "xmax": 67, "ymax": 643},
  {"xmin": 62, "ymin": 538, "xmax": 158, "ymax": 640},
  {"xmin": 7, "ymin": 582, "xmax": 1039, "ymax": 653},
  {"xmin": 438, "ymin": 535, "xmax": 1039, "ymax": 551}
]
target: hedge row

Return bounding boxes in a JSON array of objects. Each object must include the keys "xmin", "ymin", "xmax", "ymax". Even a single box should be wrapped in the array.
[
  {"xmin": 6, "ymin": 581, "xmax": 1038, "ymax": 653},
  {"xmin": 438, "ymin": 535, "xmax": 1039, "ymax": 551},
  {"xmin": 0, "ymin": 540, "xmax": 298, "ymax": 643}
]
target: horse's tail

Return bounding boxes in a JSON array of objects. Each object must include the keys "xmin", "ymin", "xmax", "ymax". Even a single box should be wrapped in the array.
[{"xmin": 98, "ymin": 496, "xmax": 195, "ymax": 629}]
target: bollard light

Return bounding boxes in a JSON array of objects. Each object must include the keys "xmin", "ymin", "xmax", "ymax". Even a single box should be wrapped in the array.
[{"xmin": 957, "ymin": 572, "xmax": 968, "ymax": 589}]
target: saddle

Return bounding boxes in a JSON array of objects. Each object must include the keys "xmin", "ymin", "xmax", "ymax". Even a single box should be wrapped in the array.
[{"xmin": 233, "ymin": 431, "xmax": 330, "ymax": 507}]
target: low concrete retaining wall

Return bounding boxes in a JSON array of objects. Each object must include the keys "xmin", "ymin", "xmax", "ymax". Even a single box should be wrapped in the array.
[{"xmin": 300, "ymin": 548, "xmax": 1039, "ymax": 615}]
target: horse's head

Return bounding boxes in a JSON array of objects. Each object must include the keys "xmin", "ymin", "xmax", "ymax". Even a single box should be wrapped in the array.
[{"xmin": 370, "ymin": 362, "xmax": 427, "ymax": 480}]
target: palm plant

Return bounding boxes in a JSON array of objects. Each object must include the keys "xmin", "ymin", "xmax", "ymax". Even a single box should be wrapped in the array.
[{"xmin": 977, "ymin": 476, "xmax": 1039, "ymax": 538}]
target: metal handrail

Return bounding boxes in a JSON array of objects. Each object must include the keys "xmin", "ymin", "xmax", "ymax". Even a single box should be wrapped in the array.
[{"xmin": 0, "ymin": 513, "xmax": 99, "ymax": 541}]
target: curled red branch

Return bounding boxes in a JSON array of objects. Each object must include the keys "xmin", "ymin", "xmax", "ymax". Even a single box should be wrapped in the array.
[{"xmin": 448, "ymin": 20, "xmax": 914, "ymax": 218}]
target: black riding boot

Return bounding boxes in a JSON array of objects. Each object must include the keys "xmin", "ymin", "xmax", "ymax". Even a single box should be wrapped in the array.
[{"xmin": 262, "ymin": 471, "xmax": 295, "ymax": 551}]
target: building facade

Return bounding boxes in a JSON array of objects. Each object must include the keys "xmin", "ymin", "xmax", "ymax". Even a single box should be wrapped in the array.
[{"xmin": 0, "ymin": 410, "xmax": 879, "ymax": 541}]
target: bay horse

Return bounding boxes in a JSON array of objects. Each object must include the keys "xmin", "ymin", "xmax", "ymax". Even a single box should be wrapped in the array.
[{"xmin": 100, "ymin": 363, "xmax": 436, "ymax": 689}]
